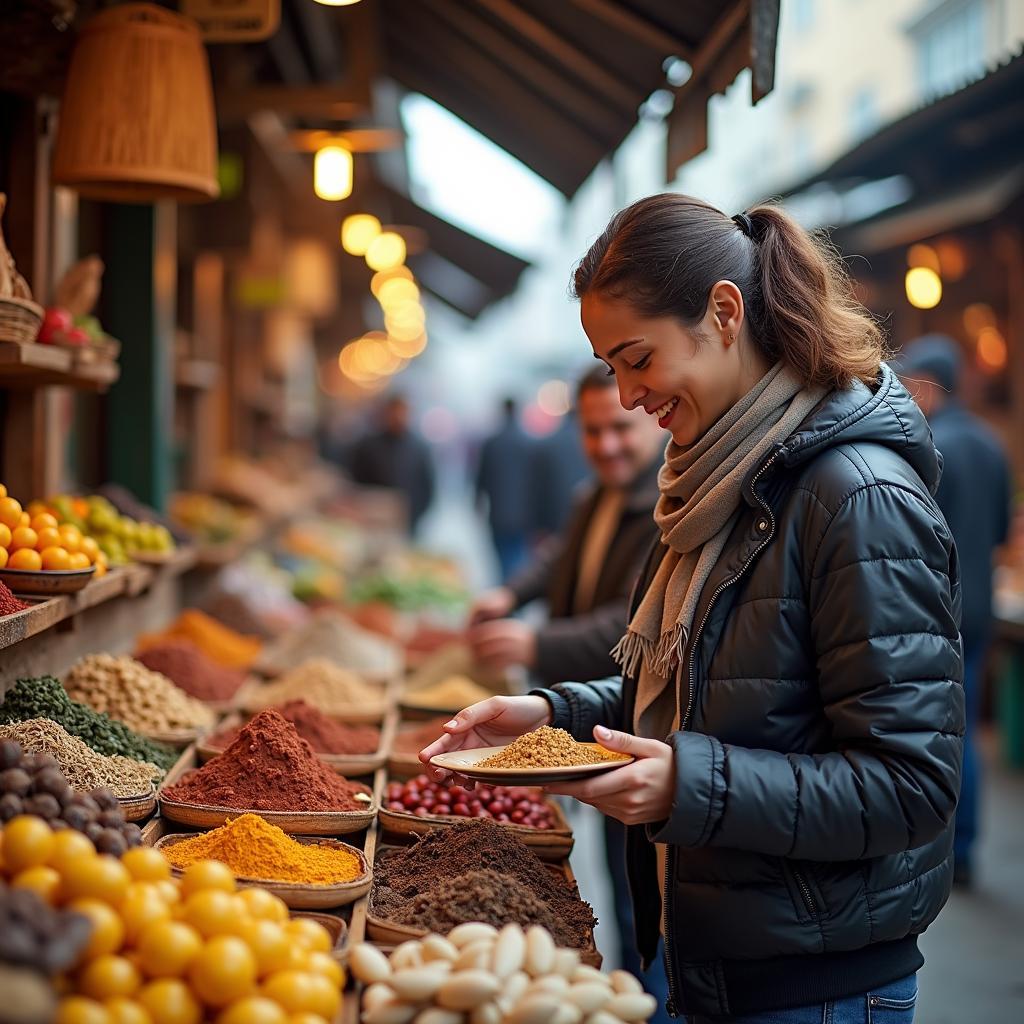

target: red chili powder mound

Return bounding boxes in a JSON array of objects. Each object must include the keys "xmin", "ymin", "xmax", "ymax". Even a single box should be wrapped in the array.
[
  {"xmin": 0, "ymin": 582, "xmax": 29, "ymax": 617},
  {"xmin": 135, "ymin": 639, "xmax": 245, "ymax": 702},
  {"xmin": 207, "ymin": 700, "xmax": 380, "ymax": 755},
  {"xmin": 162, "ymin": 709, "xmax": 372, "ymax": 811}
]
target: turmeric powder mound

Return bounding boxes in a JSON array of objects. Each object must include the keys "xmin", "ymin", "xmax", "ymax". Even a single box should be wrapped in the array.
[
  {"xmin": 162, "ymin": 813, "xmax": 364, "ymax": 885},
  {"xmin": 479, "ymin": 726, "xmax": 631, "ymax": 769},
  {"xmin": 138, "ymin": 609, "xmax": 262, "ymax": 670}
]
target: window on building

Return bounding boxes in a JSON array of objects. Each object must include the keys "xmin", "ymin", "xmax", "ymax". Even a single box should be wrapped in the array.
[
  {"xmin": 912, "ymin": 0, "xmax": 988, "ymax": 101},
  {"xmin": 793, "ymin": 0, "xmax": 815, "ymax": 33},
  {"xmin": 849, "ymin": 88, "xmax": 879, "ymax": 141}
]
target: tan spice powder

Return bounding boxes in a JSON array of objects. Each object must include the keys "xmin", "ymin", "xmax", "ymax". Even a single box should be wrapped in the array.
[{"xmin": 479, "ymin": 726, "xmax": 631, "ymax": 769}]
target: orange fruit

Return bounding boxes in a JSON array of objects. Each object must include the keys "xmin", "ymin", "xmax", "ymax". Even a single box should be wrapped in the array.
[
  {"xmin": 19, "ymin": 511, "xmax": 30, "ymax": 527},
  {"xmin": 69, "ymin": 551, "xmax": 92, "ymax": 571},
  {"xmin": 30, "ymin": 512, "xmax": 59, "ymax": 532},
  {"xmin": 0, "ymin": 496, "xmax": 23, "ymax": 529},
  {"xmin": 0, "ymin": 522, "xmax": 11, "ymax": 548},
  {"xmin": 41, "ymin": 547, "xmax": 72, "ymax": 571},
  {"xmin": 26, "ymin": 500, "xmax": 49, "ymax": 516},
  {"xmin": 0, "ymin": 483, "xmax": 6, "ymax": 498},
  {"xmin": 59, "ymin": 524, "xmax": 83, "ymax": 552},
  {"xmin": 80, "ymin": 536, "xmax": 100, "ymax": 561},
  {"xmin": 8, "ymin": 548, "xmax": 42, "ymax": 571},
  {"xmin": 36, "ymin": 527, "xmax": 62, "ymax": 549},
  {"xmin": 0, "ymin": 548, "xmax": 7, "ymax": 570},
  {"xmin": 10, "ymin": 527, "xmax": 38, "ymax": 552},
  {"xmin": 94, "ymin": 561, "xmax": 108, "ymax": 578}
]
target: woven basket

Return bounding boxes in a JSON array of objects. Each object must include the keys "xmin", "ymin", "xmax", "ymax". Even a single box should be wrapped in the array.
[{"xmin": 0, "ymin": 297, "xmax": 43, "ymax": 344}]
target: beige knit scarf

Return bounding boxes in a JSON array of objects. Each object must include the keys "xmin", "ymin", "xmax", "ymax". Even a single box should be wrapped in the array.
[{"xmin": 612, "ymin": 362, "xmax": 826, "ymax": 739}]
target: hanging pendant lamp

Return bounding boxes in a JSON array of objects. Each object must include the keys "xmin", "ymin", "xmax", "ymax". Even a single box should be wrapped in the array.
[{"xmin": 53, "ymin": 3, "xmax": 219, "ymax": 203}]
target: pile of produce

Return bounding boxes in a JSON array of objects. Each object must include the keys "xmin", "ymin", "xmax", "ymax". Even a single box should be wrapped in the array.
[
  {"xmin": 0, "ymin": 490, "xmax": 107, "ymax": 576},
  {"xmin": 46, "ymin": 492, "xmax": 174, "ymax": 565},
  {"xmin": 404, "ymin": 675, "xmax": 493, "ymax": 711},
  {"xmin": 349, "ymin": 568, "xmax": 467, "ymax": 612},
  {"xmin": 245, "ymin": 659, "xmax": 385, "ymax": 717},
  {"xmin": 0, "ymin": 579, "xmax": 29, "ymax": 617},
  {"xmin": 256, "ymin": 610, "xmax": 401, "ymax": 679},
  {"xmin": 386, "ymin": 776, "xmax": 558, "ymax": 829},
  {"xmin": 0, "ymin": 721, "xmax": 159, "ymax": 794},
  {"xmin": 202, "ymin": 590, "xmax": 275, "ymax": 640},
  {"xmin": 0, "ymin": 816, "xmax": 343, "ymax": 1024},
  {"xmin": 161, "ymin": 710, "xmax": 373, "ymax": 812},
  {"xmin": 207, "ymin": 701, "xmax": 380, "ymax": 756},
  {"xmin": 0, "ymin": 740, "xmax": 141, "ymax": 853},
  {"xmin": 161, "ymin": 813, "xmax": 365, "ymax": 886},
  {"xmin": 135, "ymin": 639, "xmax": 246, "ymax": 703},
  {"xmin": 0, "ymin": 677, "xmax": 177, "ymax": 771},
  {"xmin": 63, "ymin": 654, "xmax": 215, "ymax": 735},
  {"xmin": 351, "ymin": 923, "xmax": 657, "ymax": 1024},
  {"xmin": 371, "ymin": 820, "xmax": 595, "ymax": 948},
  {"xmin": 479, "ymin": 727, "xmax": 630, "ymax": 769},
  {"xmin": 138, "ymin": 609, "xmax": 262, "ymax": 669},
  {"xmin": 392, "ymin": 717, "xmax": 449, "ymax": 756},
  {"xmin": 170, "ymin": 492, "xmax": 250, "ymax": 543}
]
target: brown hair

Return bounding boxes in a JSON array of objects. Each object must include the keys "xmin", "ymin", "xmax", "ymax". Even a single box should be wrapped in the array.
[
  {"xmin": 572, "ymin": 194, "xmax": 885, "ymax": 390},
  {"xmin": 575, "ymin": 363, "xmax": 617, "ymax": 402}
]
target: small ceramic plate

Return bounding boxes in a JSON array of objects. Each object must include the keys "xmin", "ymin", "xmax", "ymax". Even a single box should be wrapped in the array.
[
  {"xmin": 0, "ymin": 566, "xmax": 95, "ymax": 595},
  {"xmin": 429, "ymin": 743, "xmax": 633, "ymax": 786}
]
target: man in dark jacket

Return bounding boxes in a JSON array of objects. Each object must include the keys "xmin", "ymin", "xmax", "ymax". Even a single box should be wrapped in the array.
[
  {"xmin": 896, "ymin": 335, "xmax": 1011, "ymax": 884},
  {"xmin": 349, "ymin": 394, "xmax": 436, "ymax": 535},
  {"xmin": 475, "ymin": 398, "xmax": 536, "ymax": 582}
]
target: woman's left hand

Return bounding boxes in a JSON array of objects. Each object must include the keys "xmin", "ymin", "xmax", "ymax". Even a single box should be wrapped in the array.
[{"xmin": 545, "ymin": 725, "xmax": 675, "ymax": 825}]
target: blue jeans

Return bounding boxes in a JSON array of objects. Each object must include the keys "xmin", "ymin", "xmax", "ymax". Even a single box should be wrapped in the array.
[
  {"xmin": 954, "ymin": 640, "xmax": 985, "ymax": 864},
  {"xmin": 492, "ymin": 531, "xmax": 529, "ymax": 582},
  {"xmin": 688, "ymin": 973, "xmax": 918, "ymax": 1024}
]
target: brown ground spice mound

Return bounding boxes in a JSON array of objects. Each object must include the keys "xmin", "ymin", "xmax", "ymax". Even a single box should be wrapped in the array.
[
  {"xmin": 371, "ymin": 820, "xmax": 596, "ymax": 949},
  {"xmin": 135, "ymin": 639, "xmax": 245, "ymax": 702},
  {"xmin": 207, "ymin": 701, "xmax": 380, "ymax": 756},
  {"xmin": 162, "ymin": 709, "xmax": 372, "ymax": 812},
  {"xmin": 479, "ymin": 726, "xmax": 630, "ymax": 769}
]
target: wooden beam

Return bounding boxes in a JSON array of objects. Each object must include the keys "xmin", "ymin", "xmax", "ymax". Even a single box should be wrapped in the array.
[
  {"xmin": 567, "ymin": 0, "xmax": 693, "ymax": 58},
  {"xmin": 672, "ymin": 0, "xmax": 749, "ymax": 100},
  {"xmin": 473, "ymin": 0, "xmax": 638, "ymax": 113},
  {"xmin": 216, "ymin": 86, "xmax": 365, "ymax": 123}
]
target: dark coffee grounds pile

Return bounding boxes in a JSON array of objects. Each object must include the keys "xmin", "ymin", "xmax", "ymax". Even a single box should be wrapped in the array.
[
  {"xmin": 162, "ymin": 709, "xmax": 372, "ymax": 811},
  {"xmin": 372, "ymin": 820, "xmax": 596, "ymax": 949},
  {"xmin": 207, "ymin": 700, "xmax": 380, "ymax": 755},
  {"xmin": 136, "ymin": 639, "xmax": 245, "ymax": 702},
  {"xmin": 0, "ymin": 582, "xmax": 29, "ymax": 617},
  {"xmin": 393, "ymin": 717, "xmax": 449, "ymax": 754}
]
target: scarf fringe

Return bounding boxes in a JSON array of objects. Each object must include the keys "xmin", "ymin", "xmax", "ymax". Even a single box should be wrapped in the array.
[{"xmin": 612, "ymin": 623, "xmax": 687, "ymax": 680}]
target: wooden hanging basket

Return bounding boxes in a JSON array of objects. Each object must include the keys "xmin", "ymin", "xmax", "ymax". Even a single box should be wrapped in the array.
[{"xmin": 0, "ymin": 297, "xmax": 44, "ymax": 345}]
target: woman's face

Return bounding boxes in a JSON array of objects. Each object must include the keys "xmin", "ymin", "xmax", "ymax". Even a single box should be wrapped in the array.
[{"xmin": 581, "ymin": 285, "xmax": 763, "ymax": 447}]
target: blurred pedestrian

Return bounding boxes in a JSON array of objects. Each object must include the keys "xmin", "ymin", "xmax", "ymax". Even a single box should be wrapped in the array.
[
  {"xmin": 531, "ymin": 406, "xmax": 590, "ymax": 537},
  {"xmin": 349, "ymin": 394, "xmax": 436, "ymax": 535},
  {"xmin": 896, "ymin": 334, "xmax": 1012, "ymax": 886},
  {"xmin": 475, "ymin": 397, "xmax": 536, "ymax": 581}
]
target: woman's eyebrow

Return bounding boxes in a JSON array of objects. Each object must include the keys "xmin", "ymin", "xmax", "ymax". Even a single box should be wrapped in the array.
[{"xmin": 606, "ymin": 338, "xmax": 643, "ymax": 359}]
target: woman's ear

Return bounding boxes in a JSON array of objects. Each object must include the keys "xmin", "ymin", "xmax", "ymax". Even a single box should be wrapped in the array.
[{"xmin": 709, "ymin": 280, "xmax": 744, "ymax": 343}]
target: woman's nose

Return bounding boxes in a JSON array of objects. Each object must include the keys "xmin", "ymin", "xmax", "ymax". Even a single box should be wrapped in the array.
[{"xmin": 618, "ymin": 378, "xmax": 646, "ymax": 411}]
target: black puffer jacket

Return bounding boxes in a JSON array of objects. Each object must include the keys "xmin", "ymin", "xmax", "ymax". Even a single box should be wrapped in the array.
[{"xmin": 537, "ymin": 368, "xmax": 964, "ymax": 1018}]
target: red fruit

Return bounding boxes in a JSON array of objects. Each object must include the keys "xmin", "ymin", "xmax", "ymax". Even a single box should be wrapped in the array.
[
  {"xmin": 388, "ymin": 802, "xmax": 406, "ymax": 812},
  {"xmin": 511, "ymin": 810, "xmax": 526, "ymax": 823},
  {"xmin": 488, "ymin": 801, "xmax": 504, "ymax": 815},
  {"xmin": 37, "ymin": 307, "xmax": 73, "ymax": 344},
  {"xmin": 452, "ymin": 803, "xmax": 471, "ymax": 817},
  {"xmin": 402, "ymin": 795, "xmax": 420, "ymax": 811},
  {"xmin": 64, "ymin": 326, "xmax": 90, "ymax": 346},
  {"xmin": 413, "ymin": 806, "xmax": 431, "ymax": 817}
]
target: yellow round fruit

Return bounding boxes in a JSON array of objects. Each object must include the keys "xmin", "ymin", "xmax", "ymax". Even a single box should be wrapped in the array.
[
  {"xmin": 303, "ymin": 952, "xmax": 343, "ymax": 988},
  {"xmin": 30, "ymin": 512, "xmax": 59, "ymax": 532},
  {"xmin": 79, "ymin": 955, "xmax": 142, "ymax": 1000},
  {"xmin": 120, "ymin": 883, "xmax": 172, "ymax": 943},
  {"xmin": 49, "ymin": 829, "xmax": 96, "ymax": 871},
  {"xmin": 261, "ymin": 972, "xmax": 339, "ymax": 1019},
  {"xmin": 63, "ymin": 854, "xmax": 131, "ymax": 906},
  {"xmin": 284, "ymin": 918, "xmax": 331, "ymax": 954},
  {"xmin": 236, "ymin": 920, "xmax": 292, "ymax": 977},
  {"xmin": 181, "ymin": 889, "xmax": 239, "ymax": 938},
  {"xmin": 94, "ymin": 560, "xmax": 108, "ymax": 578},
  {"xmin": 236, "ymin": 887, "xmax": 288, "ymax": 923},
  {"xmin": 188, "ymin": 935, "xmax": 257, "ymax": 1007},
  {"xmin": 9, "ymin": 526, "xmax": 38, "ymax": 552},
  {"xmin": 287, "ymin": 1015, "xmax": 327, "ymax": 1024},
  {"xmin": 59, "ymin": 524, "xmax": 83, "ymax": 552},
  {"xmin": 69, "ymin": 551, "xmax": 92, "ymax": 570},
  {"xmin": 0, "ymin": 522, "xmax": 11, "ymax": 547},
  {"xmin": 180, "ymin": 859, "xmax": 235, "ymax": 897},
  {"xmin": 122, "ymin": 848, "xmax": 170, "ymax": 883},
  {"xmin": 69, "ymin": 899, "xmax": 126, "ymax": 960},
  {"xmin": 103, "ymin": 998, "xmax": 152, "ymax": 1024},
  {"xmin": 135, "ymin": 921, "xmax": 202, "ymax": 978},
  {"xmin": 3, "ymin": 815, "xmax": 55, "ymax": 872},
  {"xmin": 11, "ymin": 864, "xmax": 61, "ymax": 903},
  {"xmin": 216, "ymin": 997, "xmax": 288, "ymax": 1024},
  {"xmin": 0, "ymin": 483, "xmax": 5, "ymax": 498},
  {"xmin": 137, "ymin": 980, "xmax": 202, "ymax": 1024},
  {"xmin": 155, "ymin": 880, "xmax": 180, "ymax": 905},
  {"xmin": 36, "ymin": 526, "xmax": 62, "ymax": 549},
  {"xmin": 41, "ymin": 546, "xmax": 72, "ymax": 571},
  {"xmin": 0, "ymin": 496, "xmax": 23, "ymax": 530},
  {"xmin": 8, "ymin": 547, "xmax": 42, "ymax": 570},
  {"xmin": 80, "ymin": 536, "xmax": 101, "ymax": 561},
  {"xmin": 0, "ymin": 548, "xmax": 7, "ymax": 569},
  {"xmin": 55, "ymin": 996, "xmax": 112, "ymax": 1024}
]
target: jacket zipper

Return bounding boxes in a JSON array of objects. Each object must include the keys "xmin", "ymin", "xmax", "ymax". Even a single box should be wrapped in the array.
[
  {"xmin": 661, "ymin": 445, "xmax": 784, "ymax": 1017},
  {"xmin": 792, "ymin": 867, "xmax": 818, "ymax": 918}
]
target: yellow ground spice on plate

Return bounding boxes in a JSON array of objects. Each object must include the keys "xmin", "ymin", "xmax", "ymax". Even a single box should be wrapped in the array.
[
  {"xmin": 161, "ymin": 813, "xmax": 365, "ymax": 885},
  {"xmin": 479, "ymin": 726, "xmax": 632, "ymax": 769}
]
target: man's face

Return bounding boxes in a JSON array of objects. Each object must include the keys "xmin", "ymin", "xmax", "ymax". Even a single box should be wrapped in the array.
[{"xmin": 578, "ymin": 385, "xmax": 665, "ymax": 488}]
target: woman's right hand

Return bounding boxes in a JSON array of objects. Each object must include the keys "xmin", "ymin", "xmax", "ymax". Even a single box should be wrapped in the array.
[{"xmin": 419, "ymin": 695, "xmax": 553, "ymax": 781}]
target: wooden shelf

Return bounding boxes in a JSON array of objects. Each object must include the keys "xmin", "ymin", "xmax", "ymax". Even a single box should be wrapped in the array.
[
  {"xmin": 176, "ymin": 358, "xmax": 220, "ymax": 391},
  {"xmin": 0, "ymin": 341, "xmax": 120, "ymax": 391}
]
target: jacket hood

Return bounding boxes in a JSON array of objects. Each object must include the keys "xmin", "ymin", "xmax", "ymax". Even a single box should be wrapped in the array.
[{"xmin": 779, "ymin": 364, "xmax": 941, "ymax": 495}]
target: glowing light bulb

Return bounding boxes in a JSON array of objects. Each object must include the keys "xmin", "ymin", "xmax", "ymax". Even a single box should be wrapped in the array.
[
  {"xmin": 341, "ymin": 214, "xmax": 381, "ymax": 255},
  {"xmin": 905, "ymin": 267, "xmax": 941, "ymax": 310},
  {"xmin": 314, "ymin": 145, "xmax": 352, "ymax": 201},
  {"xmin": 365, "ymin": 231, "xmax": 406, "ymax": 271}
]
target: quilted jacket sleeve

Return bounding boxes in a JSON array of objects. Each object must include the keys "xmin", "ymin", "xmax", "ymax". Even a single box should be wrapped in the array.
[
  {"xmin": 652, "ymin": 480, "xmax": 965, "ymax": 860},
  {"xmin": 531, "ymin": 676, "xmax": 626, "ymax": 739}
]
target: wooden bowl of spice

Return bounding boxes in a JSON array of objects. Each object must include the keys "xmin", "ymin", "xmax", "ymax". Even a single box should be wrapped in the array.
[{"xmin": 155, "ymin": 814, "xmax": 372, "ymax": 909}]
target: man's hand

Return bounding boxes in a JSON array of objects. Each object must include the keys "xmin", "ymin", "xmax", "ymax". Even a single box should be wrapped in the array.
[
  {"xmin": 545, "ymin": 726, "xmax": 675, "ymax": 826},
  {"xmin": 467, "ymin": 619, "xmax": 537, "ymax": 671},
  {"xmin": 467, "ymin": 587, "xmax": 516, "ymax": 626}
]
